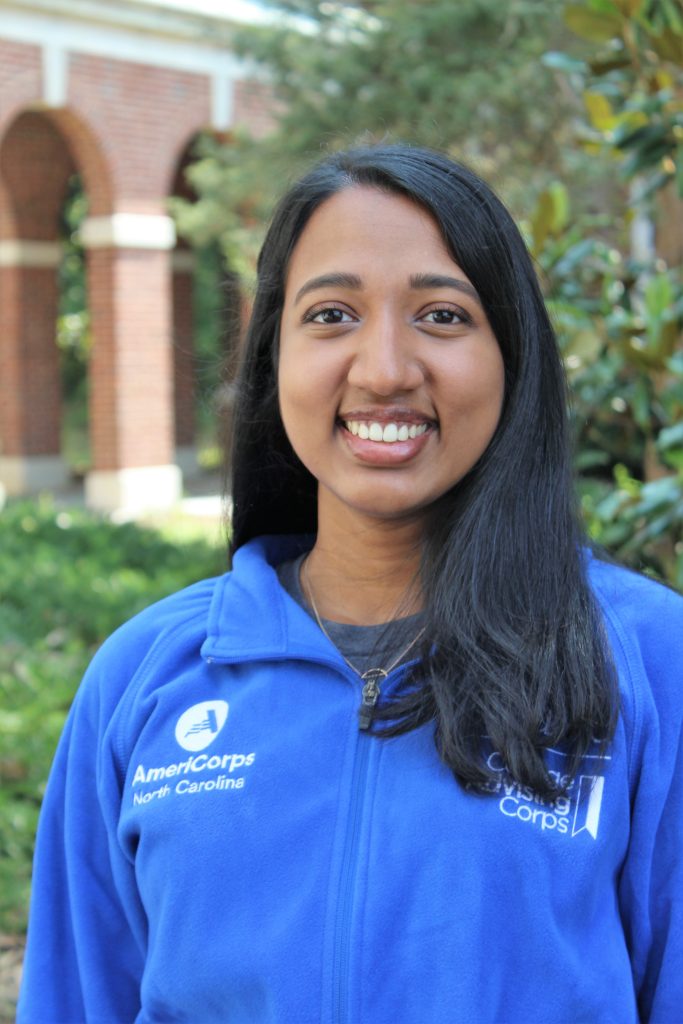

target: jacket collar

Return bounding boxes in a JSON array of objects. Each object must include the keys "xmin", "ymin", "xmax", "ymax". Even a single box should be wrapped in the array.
[{"xmin": 201, "ymin": 535, "xmax": 342, "ymax": 666}]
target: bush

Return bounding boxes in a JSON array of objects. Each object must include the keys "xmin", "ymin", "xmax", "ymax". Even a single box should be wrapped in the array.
[{"xmin": 0, "ymin": 498, "xmax": 225, "ymax": 934}]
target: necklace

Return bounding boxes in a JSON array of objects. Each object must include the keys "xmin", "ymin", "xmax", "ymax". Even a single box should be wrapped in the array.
[{"xmin": 302, "ymin": 556, "xmax": 425, "ymax": 731}]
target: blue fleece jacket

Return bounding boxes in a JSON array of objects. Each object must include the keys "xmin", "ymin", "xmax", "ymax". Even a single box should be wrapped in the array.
[{"xmin": 17, "ymin": 536, "xmax": 683, "ymax": 1023}]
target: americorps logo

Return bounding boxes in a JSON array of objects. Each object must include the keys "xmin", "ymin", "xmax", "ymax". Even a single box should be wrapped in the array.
[{"xmin": 175, "ymin": 700, "xmax": 229, "ymax": 752}]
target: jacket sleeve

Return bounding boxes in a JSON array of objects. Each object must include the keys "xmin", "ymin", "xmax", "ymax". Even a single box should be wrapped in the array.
[
  {"xmin": 17, "ymin": 635, "xmax": 148, "ymax": 1023},
  {"xmin": 610, "ymin": 578, "xmax": 683, "ymax": 1024}
]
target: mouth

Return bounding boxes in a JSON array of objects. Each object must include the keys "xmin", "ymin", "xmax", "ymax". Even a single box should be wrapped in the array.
[
  {"xmin": 341, "ymin": 419, "xmax": 430, "ymax": 444},
  {"xmin": 336, "ymin": 411, "xmax": 435, "ymax": 465}
]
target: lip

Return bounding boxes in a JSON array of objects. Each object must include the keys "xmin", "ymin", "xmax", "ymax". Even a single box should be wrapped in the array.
[
  {"xmin": 338, "ymin": 406, "xmax": 434, "ymax": 426},
  {"xmin": 338, "ymin": 420, "xmax": 434, "ymax": 465}
]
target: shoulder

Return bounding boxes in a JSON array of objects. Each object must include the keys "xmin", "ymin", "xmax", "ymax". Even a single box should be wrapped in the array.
[
  {"xmin": 102, "ymin": 574, "xmax": 220, "ymax": 656},
  {"xmin": 587, "ymin": 554, "xmax": 683, "ymax": 726},
  {"xmin": 587, "ymin": 555, "xmax": 683, "ymax": 649},
  {"xmin": 77, "ymin": 575, "xmax": 225, "ymax": 715}
]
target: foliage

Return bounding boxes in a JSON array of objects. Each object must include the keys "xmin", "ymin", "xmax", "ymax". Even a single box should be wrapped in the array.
[
  {"xmin": 0, "ymin": 499, "xmax": 226, "ymax": 934},
  {"xmin": 535, "ymin": 0, "xmax": 683, "ymax": 585},
  {"xmin": 172, "ymin": 0, "xmax": 588, "ymax": 273},
  {"xmin": 57, "ymin": 178, "xmax": 89, "ymax": 402}
]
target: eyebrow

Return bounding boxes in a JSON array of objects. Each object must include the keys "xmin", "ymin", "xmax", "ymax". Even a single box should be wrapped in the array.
[
  {"xmin": 293, "ymin": 270, "xmax": 482, "ymax": 306},
  {"xmin": 294, "ymin": 273, "xmax": 362, "ymax": 305},
  {"xmin": 409, "ymin": 273, "xmax": 481, "ymax": 305}
]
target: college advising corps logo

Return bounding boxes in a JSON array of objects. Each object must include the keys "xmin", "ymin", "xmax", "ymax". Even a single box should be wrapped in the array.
[
  {"xmin": 479, "ymin": 748, "xmax": 608, "ymax": 840},
  {"xmin": 175, "ymin": 700, "xmax": 229, "ymax": 752}
]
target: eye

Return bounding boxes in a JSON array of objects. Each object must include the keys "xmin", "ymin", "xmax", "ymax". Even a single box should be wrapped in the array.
[
  {"xmin": 303, "ymin": 305, "xmax": 355, "ymax": 325},
  {"xmin": 420, "ymin": 306, "xmax": 470, "ymax": 326}
]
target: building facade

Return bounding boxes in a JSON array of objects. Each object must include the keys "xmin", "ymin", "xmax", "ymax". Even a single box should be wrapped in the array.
[{"xmin": 0, "ymin": 0, "xmax": 272, "ymax": 511}]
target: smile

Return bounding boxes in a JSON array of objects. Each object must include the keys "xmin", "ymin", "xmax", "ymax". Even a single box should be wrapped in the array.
[{"xmin": 343, "ymin": 421, "xmax": 430, "ymax": 443}]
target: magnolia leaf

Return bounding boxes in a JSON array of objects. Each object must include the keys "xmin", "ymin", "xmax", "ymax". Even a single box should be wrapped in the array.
[
  {"xmin": 612, "ymin": 114, "xmax": 652, "ymax": 148},
  {"xmin": 663, "ymin": 450, "xmax": 683, "ymax": 470},
  {"xmin": 630, "ymin": 375, "xmax": 654, "ymax": 428},
  {"xmin": 646, "ymin": 28, "xmax": 683, "ymax": 65},
  {"xmin": 635, "ymin": 475, "xmax": 682, "ymax": 513},
  {"xmin": 588, "ymin": 54, "xmax": 633, "ymax": 74},
  {"xmin": 584, "ymin": 91, "xmax": 617, "ymax": 131},
  {"xmin": 654, "ymin": 69, "xmax": 675, "ymax": 89},
  {"xmin": 587, "ymin": 0, "xmax": 622, "ymax": 14},
  {"xmin": 644, "ymin": 272, "xmax": 674, "ymax": 320},
  {"xmin": 531, "ymin": 189, "xmax": 555, "ymax": 251},
  {"xmin": 657, "ymin": 422, "xmax": 683, "ymax": 452},
  {"xmin": 613, "ymin": 0, "xmax": 644, "ymax": 15},
  {"xmin": 660, "ymin": 319, "xmax": 682, "ymax": 359},
  {"xmin": 563, "ymin": 328, "xmax": 603, "ymax": 368},
  {"xmin": 548, "ymin": 181, "xmax": 570, "ymax": 232},
  {"xmin": 564, "ymin": 4, "xmax": 623, "ymax": 42},
  {"xmin": 542, "ymin": 51, "xmax": 587, "ymax": 73}
]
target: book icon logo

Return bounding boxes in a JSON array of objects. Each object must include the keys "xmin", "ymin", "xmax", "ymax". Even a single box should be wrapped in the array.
[{"xmin": 175, "ymin": 701, "xmax": 229, "ymax": 752}]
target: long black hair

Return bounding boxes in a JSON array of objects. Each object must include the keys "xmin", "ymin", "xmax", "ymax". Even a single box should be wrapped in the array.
[{"xmin": 229, "ymin": 144, "xmax": 617, "ymax": 799}]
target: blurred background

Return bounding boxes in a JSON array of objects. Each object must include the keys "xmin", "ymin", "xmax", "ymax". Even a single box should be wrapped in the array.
[{"xmin": 0, "ymin": 0, "xmax": 681, "ymax": 1014}]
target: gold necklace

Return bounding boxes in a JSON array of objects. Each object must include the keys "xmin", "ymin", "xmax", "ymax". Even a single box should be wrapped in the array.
[{"xmin": 302, "ymin": 557, "xmax": 425, "ymax": 730}]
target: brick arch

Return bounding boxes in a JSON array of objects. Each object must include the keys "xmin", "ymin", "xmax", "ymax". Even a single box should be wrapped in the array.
[
  {"xmin": 0, "ymin": 110, "xmax": 77, "ymax": 240},
  {"xmin": 0, "ymin": 109, "xmax": 88, "ymax": 493},
  {"xmin": 47, "ymin": 108, "xmax": 114, "ymax": 218},
  {"xmin": 169, "ymin": 134, "xmax": 201, "ymax": 471}
]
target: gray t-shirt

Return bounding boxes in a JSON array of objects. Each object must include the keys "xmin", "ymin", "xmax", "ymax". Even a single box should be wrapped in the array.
[{"xmin": 276, "ymin": 553, "xmax": 424, "ymax": 678}]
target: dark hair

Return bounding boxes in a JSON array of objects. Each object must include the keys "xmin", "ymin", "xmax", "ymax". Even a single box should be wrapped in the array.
[{"xmin": 229, "ymin": 144, "xmax": 617, "ymax": 798}]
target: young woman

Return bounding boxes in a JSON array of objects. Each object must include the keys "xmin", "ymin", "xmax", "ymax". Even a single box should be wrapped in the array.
[{"xmin": 19, "ymin": 146, "xmax": 683, "ymax": 1023}]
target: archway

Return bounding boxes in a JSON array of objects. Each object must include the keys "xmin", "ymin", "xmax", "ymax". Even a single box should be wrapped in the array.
[{"xmin": 0, "ymin": 111, "xmax": 80, "ymax": 494}]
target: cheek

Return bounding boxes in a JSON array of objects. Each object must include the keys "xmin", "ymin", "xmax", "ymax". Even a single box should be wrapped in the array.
[
  {"xmin": 278, "ymin": 336, "xmax": 340, "ymax": 420},
  {"xmin": 277, "ymin": 344, "xmax": 331, "ymax": 467},
  {"xmin": 447, "ymin": 345, "xmax": 505, "ymax": 419}
]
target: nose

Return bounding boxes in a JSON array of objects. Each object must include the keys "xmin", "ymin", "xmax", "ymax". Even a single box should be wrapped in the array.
[{"xmin": 346, "ymin": 314, "xmax": 424, "ymax": 396}]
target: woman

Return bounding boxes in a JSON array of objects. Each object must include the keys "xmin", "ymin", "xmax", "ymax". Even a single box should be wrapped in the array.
[{"xmin": 19, "ymin": 145, "xmax": 683, "ymax": 1023}]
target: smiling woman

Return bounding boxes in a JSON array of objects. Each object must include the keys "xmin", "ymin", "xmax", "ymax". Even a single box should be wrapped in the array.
[
  {"xmin": 278, "ymin": 187, "xmax": 504, "ymax": 530},
  {"xmin": 18, "ymin": 146, "xmax": 683, "ymax": 1024}
]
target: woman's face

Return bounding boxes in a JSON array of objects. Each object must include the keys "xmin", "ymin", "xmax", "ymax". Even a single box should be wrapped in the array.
[{"xmin": 278, "ymin": 186, "xmax": 505, "ymax": 528}]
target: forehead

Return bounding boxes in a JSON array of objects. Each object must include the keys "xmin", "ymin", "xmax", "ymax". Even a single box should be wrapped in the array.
[{"xmin": 285, "ymin": 186, "xmax": 457, "ymax": 290}]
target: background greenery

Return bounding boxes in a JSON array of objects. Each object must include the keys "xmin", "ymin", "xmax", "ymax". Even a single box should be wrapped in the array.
[
  {"xmin": 0, "ymin": 501, "xmax": 225, "ymax": 938},
  {"xmin": 1, "ymin": 0, "xmax": 681, "ymax": 956}
]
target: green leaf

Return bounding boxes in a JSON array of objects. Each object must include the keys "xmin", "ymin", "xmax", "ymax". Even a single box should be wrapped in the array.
[
  {"xmin": 631, "ymin": 376, "xmax": 653, "ymax": 428},
  {"xmin": 564, "ymin": 4, "xmax": 623, "ymax": 42},
  {"xmin": 612, "ymin": 0, "xmax": 643, "ymax": 15},
  {"xmin": 563, "ymin": 328, "xmax": 603, "ymax": 374},
  {"xmin": 657, "ymin": 422, "xmax": 683, "ymax": 452},
  {"xmin": 646, "ymin": 28, "xmax": 683, "ymax": 65},
  {"xmin": 542, "ymin": 51, "xmax": 587, "ymax": 73},
  {"xmin": 644, "ymin": 272, "xmax": 673, "ymax": 321},
  {"xmin": 531, "ymin": 189, "xmax": 555, "ymax": 251},
  {"xmin": 584, "ymin": 91, "xmax": 618, "ymax": 131}
]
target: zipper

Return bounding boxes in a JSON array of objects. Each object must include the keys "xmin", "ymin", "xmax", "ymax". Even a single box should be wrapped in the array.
[
  {"xmin": 331, "ymin": 658, "xmax": 418, "ymax": 1021},
  {"xmin": 331, "ymin": 722, "xmax": 372, "ymax": 1024},
  {"xmin": 358, "ymin": 668, "xmax": 386, "ymax": 730}
]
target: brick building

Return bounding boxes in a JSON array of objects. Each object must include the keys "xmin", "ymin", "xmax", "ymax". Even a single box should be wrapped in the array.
[{"xmin": 0, "ymin": 0, "xmax": 273, "ymax": 511}]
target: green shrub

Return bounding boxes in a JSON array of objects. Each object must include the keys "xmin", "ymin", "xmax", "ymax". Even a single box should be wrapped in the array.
[{"xmin": 0, "ymin": 498, "xmax": 225, "ymax": 934}]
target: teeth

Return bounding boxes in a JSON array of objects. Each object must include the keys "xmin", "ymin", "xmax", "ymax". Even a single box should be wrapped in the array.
[{"xmin": 344, "ymin": 420, "xmax": 428, "ymax": 443}]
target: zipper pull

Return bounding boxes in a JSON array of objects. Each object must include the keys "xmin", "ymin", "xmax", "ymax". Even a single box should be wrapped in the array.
[{"xmin": 358, "ymin": 669, "xmax": 386, "ymax": 731}]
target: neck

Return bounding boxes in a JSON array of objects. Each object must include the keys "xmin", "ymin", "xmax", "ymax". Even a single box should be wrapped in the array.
[{"xmin": 303, "ymin": 504, "xmax": 424, "ymax": 625}]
